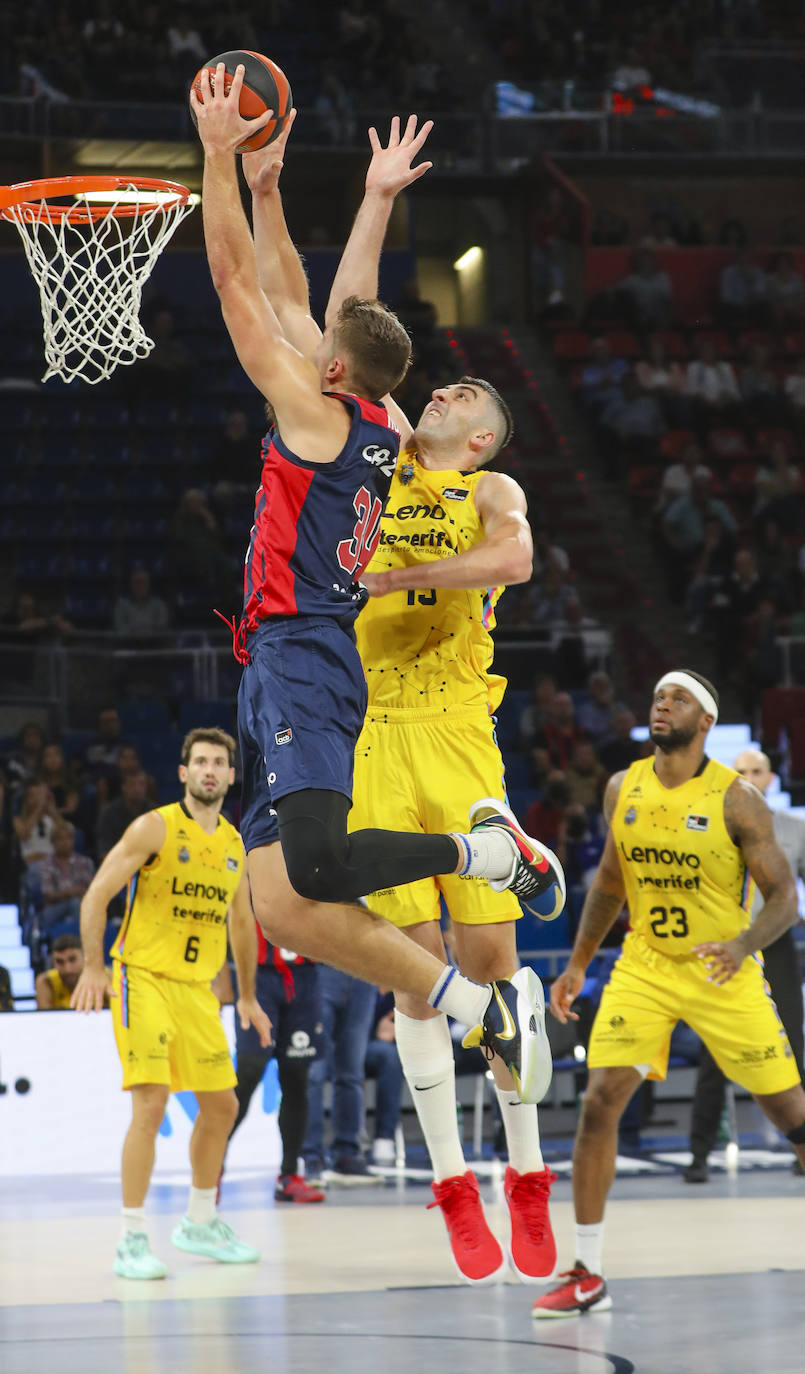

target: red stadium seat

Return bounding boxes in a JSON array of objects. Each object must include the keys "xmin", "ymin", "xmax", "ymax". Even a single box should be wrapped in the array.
[
  {"xmin": 761, "ymin": 686, "xmax": 805, "ymax": 750},
  {"xmin": 659, "ymin": 330, "xmax": 690, "ymax": 359},
  {"xmin": 755, "ymin": 426, "xmax": 798, "ymax": 456},
  {"xmin": 782, "ymin": 331, "xmax": 805, "ymax": 357},
  {"xmin": 603, "ymin": 330, "xmax": 642, "ymax": 359},
  {"xmin": 707, "ymin": 427, "xmax": 751, "ymax": 460},
  {"xmin": 553, "ymin": 330, "xmax": 591, "ymax": 361},
  {"xmin": 790, "ymin": 717, "xmax": 805, "ymax": 782},
  {"xmin": 659, "ymin": 429, "xmax": 697, "ymax": 459},
  {"xmin": 726, "ymin": 462, "xmax": 758, "ymax": 494}
]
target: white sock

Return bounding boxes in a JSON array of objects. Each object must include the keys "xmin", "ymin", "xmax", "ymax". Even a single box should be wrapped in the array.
[
  {"xmin": 452, "ymin": 828, "xmax": 515, "ymax": 881},
  {"xmin": 121, "ymin": 1206, "xmax": 145, "ymax": 1241},
  {"xmin": 575, "ymin": 1221, "xmax": 605, "ymax": 1276},
  {"xmin": 186, "ymin": 1186, "xmax": 217, "ymax": 1225},
  {"xmin": 495, "ymin": 1085, "xmax": 543, "ymax": 1174},
  {"xmin": 427, "ymin": 966, "xmax": 489, "ymax": 1027},
  {"xmin": 394, "ymin": 1010, "xmax": 466, "ymax": 1182}
]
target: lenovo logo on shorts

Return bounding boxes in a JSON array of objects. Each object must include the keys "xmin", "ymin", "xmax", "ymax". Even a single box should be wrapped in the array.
[{"xmin": 275, "ymin": 728, "xmax": 293, "ymax": 746}]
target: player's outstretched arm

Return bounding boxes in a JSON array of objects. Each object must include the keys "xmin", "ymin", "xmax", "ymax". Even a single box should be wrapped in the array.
[
  {"xmin": 694, "ymin": 778, "xmax": 798, "ymax": 985},
  {"xmin": 71, "ymin": 811, "xmax": 166, "ymax": 1012},
  {"xmin": 242, "ymin": 111, "xmax": 324, "ymax": 359},
  {"xmin": 228, "ymin": 866, "xmax": 272, "ymax": 1048},
  {"xmin": 192, "ymin": 65, "xmax": 341, "ymax": 445},
  {"xmin": 550, "ymin": 772, "xmax": 627, "ymax": 1024},
  {"xmin": 362, "ymin": 470, "xmax": 532, "ymax": 599},
  {"xmin": 325, "ymin": 114, "xmax": 434, "ymax": 329}
]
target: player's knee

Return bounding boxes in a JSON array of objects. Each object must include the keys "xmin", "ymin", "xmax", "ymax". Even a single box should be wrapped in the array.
[
  {"xmin": 580, "ymin": 1075, "xmax": 632, "ymax": 1129},
  {"xmin": 282, "ymin": 831, "xmax": 354, "ymax": 903},
  {"xmin": 200, "ymin": 1090, "xmax": 238, "ymax": 1132},
  {"xmin": 131, "ymin": 1085, "xmax": 170, "ymax": 1135}
]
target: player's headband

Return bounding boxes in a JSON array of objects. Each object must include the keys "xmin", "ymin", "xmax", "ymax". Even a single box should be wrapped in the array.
[{"xmin": 653, "ymin": 672, "xmax": 719, "ymax": 724}]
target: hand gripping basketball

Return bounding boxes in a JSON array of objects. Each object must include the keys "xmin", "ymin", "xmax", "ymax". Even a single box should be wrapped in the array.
[
  {"xmin": 190, "ymin": 63, "xmax": 275, "ymax": 155},
  {"xmin": 190, "ymin": 50, "xmax": 293, "ymax": 154}
]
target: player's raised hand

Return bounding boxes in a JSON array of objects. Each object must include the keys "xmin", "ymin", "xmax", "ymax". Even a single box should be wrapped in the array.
[
  {"xmin": 70, "ymin": 964, "xmax": 114, "ymax": 1013},
  {"xmin": 365, "ymin": 114, "xmax": 434, "ymax": 198},
  {"xmin": 693, "ymin": 936, "xmax": 749, "ymax": 986},
  {"xmin": 237, "ymin": 994, "xmax": 273, "ymax": 1049},
  {"xmin": 242, "ymin": 108, "xmax": 297, "ymax": 193},
  {"xmin": 549, "ymin": 964, "xmax": 585, "ymax": 1023},
  {"xmin": 191, "ymin": 63, "xmax": 274, "ymax": 154}
]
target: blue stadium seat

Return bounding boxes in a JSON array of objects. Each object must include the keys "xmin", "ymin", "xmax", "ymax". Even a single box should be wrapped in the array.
[
  {"xmin": 62, "ymin": 592, "xmax": 111, "ymax": 627},
  {"xmin": 177, "ymin": 699, "xmax": 236, "ymax": 735},
  {"xmin": 118, "ymin": 701, "xmax": 174, "ymax": 734}
]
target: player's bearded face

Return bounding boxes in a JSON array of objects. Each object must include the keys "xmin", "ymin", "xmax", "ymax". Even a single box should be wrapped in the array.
[
  {"xmin": 187, "ymin": 774, "xmax": 229, "ymax": 804},
  {"xmin": 649, "ymin": 719, "xmax": 698, "ymax": 752}
]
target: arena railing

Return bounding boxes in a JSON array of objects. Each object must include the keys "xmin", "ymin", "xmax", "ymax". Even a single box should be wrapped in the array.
[
  {"xmin": 3, "ymin": 98, "xmax": 805, "ymax": 163},
  {"xmin": 0, "ymin": 626, "xmax": 613, "ymax": 730}
]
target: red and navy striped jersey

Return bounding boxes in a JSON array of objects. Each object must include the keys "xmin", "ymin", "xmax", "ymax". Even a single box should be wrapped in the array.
[
  {"xmin": 256, "ymin": 922, "xmax": 314, "ymax": 997},
  {"xmin": 242, "ymin": 392, "xmax": 399, "ymax": 631}
]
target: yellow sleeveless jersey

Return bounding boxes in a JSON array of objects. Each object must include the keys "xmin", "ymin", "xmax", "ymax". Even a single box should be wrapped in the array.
[
  {"xmin": 356, "ymin": 452, "xmax": 507, "ymax": 712},
  {"xmin": 45, "ymin": 968, "xmax": 73, "ymax": 1009},
  {"xmin": 611, "ymin": 755, "xmax": 753, "ymax": 954},
  {"xmin": 111, "ymin": 802, "xmax": 242, "ymax": 983}
]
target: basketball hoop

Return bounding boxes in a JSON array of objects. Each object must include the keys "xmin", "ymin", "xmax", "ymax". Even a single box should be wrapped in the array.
[{"xmin": 0, "ymin": 175, "xmax": 198, "ymax": 385}]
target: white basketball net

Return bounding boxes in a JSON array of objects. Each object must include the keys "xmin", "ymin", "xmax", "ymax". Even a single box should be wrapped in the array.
[{"xmin": 6, "ymin": 184, "xmax": 196, "ymax": 385}]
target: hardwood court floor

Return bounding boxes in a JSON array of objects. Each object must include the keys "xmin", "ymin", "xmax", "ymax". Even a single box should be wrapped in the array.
[{"xmin": 1, "ymin": 1154, "xmax": 803, "ymax": 1374}]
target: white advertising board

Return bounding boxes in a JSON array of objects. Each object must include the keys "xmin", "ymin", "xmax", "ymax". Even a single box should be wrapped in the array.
[{"xmin": 0, "ymin": 1008, "xmax": 281, "ymax": 1177}]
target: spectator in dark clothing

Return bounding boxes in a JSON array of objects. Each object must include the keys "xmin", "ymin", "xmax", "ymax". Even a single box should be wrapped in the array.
[
  {"xmin": 659, "ymin": 475, "xmax": 730, "ymax": 571},
  {"xmin": 96, "ymin": 770, "xmax": 151, "ymax": 859},
  {"xmin": 766, "ymin": 252, "xmax": 805, "ymax": 327},
  {"xmin": 525, "ymin": 772, "xmax": 570, "ymax": 857},
  {"xmin": 718, "ymin": 247, "xmax": 770, "ymax": 330},
  {"xmin": 533, "ymin": 692, "xmax": 588, "ymax": 771},
  {"xmin": 739, "ymin": 340, "xmax": 782, "ymax": 426},
  {"xmin": 1, "ymin": 591, "xmax": 73, "ymax": 646},
  {"xmin": 518, "ymin": 674, "xmax": 558, "ymax": 752},
  {"xmin": 5, "ymin": 721, "xmax": 45, "ymax": 800},
  {"xmin": 580, "ymin": 337, "xmax": 629, "ymax": 416},
  {"xmin": 0, "ymin": 768, "xmax": 20, "ymax": 902},
  {"xmin": 754, "ymin": 439, "xmax": 802, "ymax": 535},
  {"xmin": 615, "ymin": 247, "xmax": 672, "ymax": 331},
  {"xmin": 38, "ymin": 742, "xmax": 80, "ymax": 824},
  {"xmin": 598, "ymin": 710, "xmax": 643, "ymax": 774},
  {"xmin": 364, "ymin": 989, "xmax": 405, "ymax": 1165}
]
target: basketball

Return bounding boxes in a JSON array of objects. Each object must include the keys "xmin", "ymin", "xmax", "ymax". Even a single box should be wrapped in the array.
[{"xmin": 190, "ymin": 50, "xmax": 292, "ymax": 153}]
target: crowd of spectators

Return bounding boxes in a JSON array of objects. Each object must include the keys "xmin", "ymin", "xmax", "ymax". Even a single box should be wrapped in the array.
[
  {"xmin": 0, "ymin": 708, "xmax": 169, "ymax": 946},
  {"xmin": 568, "ymin": 265, "xmax": 804, "ymax": 713}
]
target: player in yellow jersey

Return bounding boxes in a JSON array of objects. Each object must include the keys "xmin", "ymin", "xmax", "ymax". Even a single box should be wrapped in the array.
[
  {"xmin": 71, "ymin": 728, "xmax": 271, "ymax": 1280},
  {"xmin": 35, "ymin": 933, "xmax": 95, "ymax": 1009},
  {"xmin": 533, "ymin": 669, "xmax": 805, "ymax": 1319}
]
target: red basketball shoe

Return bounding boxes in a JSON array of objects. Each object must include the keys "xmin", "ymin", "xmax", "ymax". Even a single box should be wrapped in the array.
[
  {"xmin": 428, "ymin": 1171, "xmax": 507, "ymax": 1285},
  {"xmin": 531, "ymin": 1262, "xmax": 612, "ymax": 1318},
  {"xmin": 504, "ymin": 1165, "xmax": 557, "ymax": 1282},
  {"xmin": 275, "ymin": 1173, "xmax": 326, "ymax": 1204}
]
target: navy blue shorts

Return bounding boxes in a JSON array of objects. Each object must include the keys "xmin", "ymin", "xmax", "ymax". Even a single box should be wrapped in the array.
[
  {"xmin": 235, "ymin": 961, "xmax": 321, "ymax": 1062},
  {"xmin": 238, "ymin": 616, "xmax": 368, "ymax": 852}
]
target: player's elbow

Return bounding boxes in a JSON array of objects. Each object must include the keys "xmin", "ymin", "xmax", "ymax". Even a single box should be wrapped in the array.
[{"xmin": 502, "ymin": 536, "xmax": 533, "ymax": 585}]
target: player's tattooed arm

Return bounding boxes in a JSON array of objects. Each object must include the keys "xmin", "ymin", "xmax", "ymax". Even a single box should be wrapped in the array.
[
  {"xmin": 723, "ymin": 777, "xmax": 798, "ymax": 955},
  {"xmin": 551, "ymin": 772, "xmax": 627, "ymax": 1022}
]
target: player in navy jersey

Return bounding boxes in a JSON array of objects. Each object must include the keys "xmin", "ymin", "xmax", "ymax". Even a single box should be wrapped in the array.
[
  {"xmin": 192, "ymin": 70, "xmax": 563, "ymax": 1107},
  {"xmin": 226, "ymin": 925, "xmax": 324, "ymax": 1204}
]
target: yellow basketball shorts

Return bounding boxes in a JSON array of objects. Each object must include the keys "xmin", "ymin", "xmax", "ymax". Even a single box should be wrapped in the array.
[
  {"xmin": 587, "ymin": 931, "xmax": 800, "ymax": 1095},
  {"xmin": 349, "ymin": 702, "xmax": 521, "ymax": 927},
  {"xmin": 112, "ymin": 960, "xmax": 236, "ymax": 1093}
]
